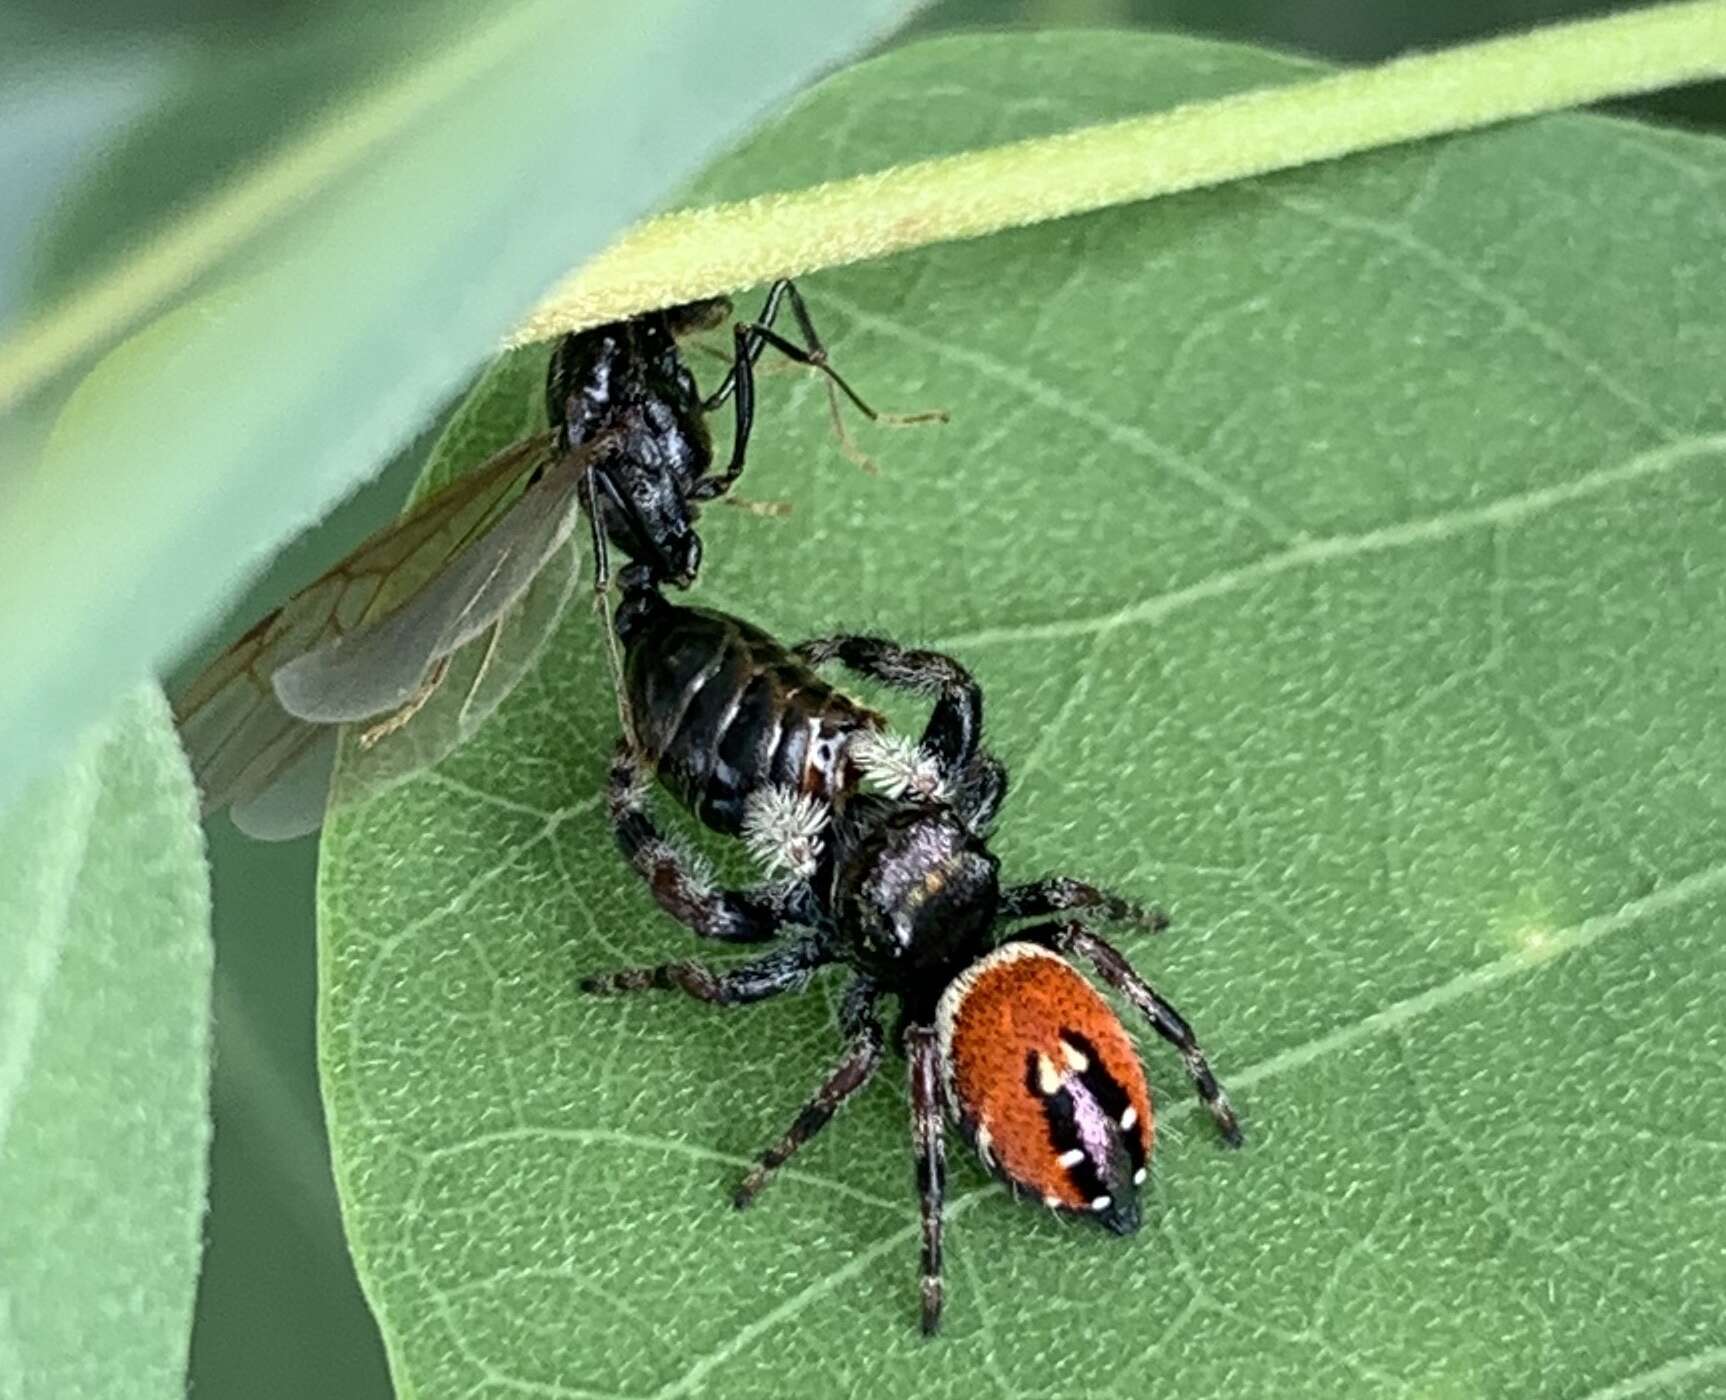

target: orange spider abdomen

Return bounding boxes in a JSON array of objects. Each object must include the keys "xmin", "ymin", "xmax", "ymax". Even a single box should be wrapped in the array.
[{"xmin": 935, "ymin": 942, "xmax": 1153, "ymax": 1233}]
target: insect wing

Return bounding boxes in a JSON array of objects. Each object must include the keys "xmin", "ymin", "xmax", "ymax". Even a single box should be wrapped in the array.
[
  {"xmin": 229, "ymin": 730, "xmax": 338, "ymax": 841},
  {"xmin": 173, "ymin": 430, "xmax": 557, "ymax": 823},
  {"xmin": 334, "ymin": 526, "xmax": 585, "ymax": 802},
  {"xmin": 270, "ymin": 440, "xmax": 594, "ymax": 723}
]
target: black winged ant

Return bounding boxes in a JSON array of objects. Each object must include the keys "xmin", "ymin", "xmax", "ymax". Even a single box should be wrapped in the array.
[
  {"xmin": 581, "ymin": 566, "xmax": 1242, "ymax": 1334},
  {"xmin": 174, "ymin": 281, "xmax": 939, "ymax": 837}
]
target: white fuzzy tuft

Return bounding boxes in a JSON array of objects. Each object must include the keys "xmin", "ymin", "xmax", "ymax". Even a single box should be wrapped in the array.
[
  {"xmin": 608, "ymin": 755, "xmax": 655, "ymax": 815},
  {"xmin": 851, "ymin": 729, "xmax": 948, "ymax": 803},
  {"xmin": 741, "ymin": 786, "xmax": 830, "ymax": 878},
  {"xmin": 659, "ymin": 833, "xmax": 716, "ymax": 899}
]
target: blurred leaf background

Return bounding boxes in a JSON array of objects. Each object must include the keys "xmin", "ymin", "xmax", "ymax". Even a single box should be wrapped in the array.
[{"xmin": 6, "ymin": 2, "xmax": 1719, "ymax": 1398}]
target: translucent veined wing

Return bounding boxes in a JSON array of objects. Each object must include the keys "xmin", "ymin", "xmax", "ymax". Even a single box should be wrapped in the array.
[
  {"xmin": 228, "ymin": 730, "xmax": 339, "ymax": 842},
  {"xmin": 173, "ymin": 428, "xmax": 590, "ymax": 834},
  {"xmin": 327, "ymin": 526, "xmax": 586, "ymax": 810},
  {"xmin": 271, "ymin": 436, "xmax": 598, "ymax": 722}
]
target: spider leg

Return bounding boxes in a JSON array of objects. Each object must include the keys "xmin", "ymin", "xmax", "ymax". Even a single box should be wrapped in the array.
[
  {"xmin": 607, "ymin": 742, "xmax": 803, "ymax": 943},
  {"xmin": 953, "ymin": 752, "xmax": 1008, "ymax": 834},
  {"xmin": 734, "ymin": 978, "xmax": 885, "ymax": 1206},
  {"xmin": 579, "ymin": 936, "xmax": 828, "ymax": 1003},
  {"xmin": 793, "ymin": 635, "xmax": 983, "ymax": 776},
  {"xmin": 1021, "ymin": 920, "xmax": 1242, "ymax": 1146},
  {"xmin": 906, "ymin": 1024, "xmax": 948, "ymax": 1337},
  {"xmin": 1000, "ymin": 877, "xmax": 1167, "ymax": 932}
]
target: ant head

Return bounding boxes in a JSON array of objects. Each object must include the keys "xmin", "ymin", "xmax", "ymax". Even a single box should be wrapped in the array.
[{"xmin": 834, "ymin": 803, "xmax": 999, "ymax": 973}]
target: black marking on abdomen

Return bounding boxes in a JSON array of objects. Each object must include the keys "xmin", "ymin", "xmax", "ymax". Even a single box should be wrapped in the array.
[{"xmin": 1063, "ymin": 1029, "xmax": 1147, "ymax": 1175}]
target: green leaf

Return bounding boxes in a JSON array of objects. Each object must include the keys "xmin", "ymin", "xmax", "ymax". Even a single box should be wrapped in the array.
[
  {"xmin": 0, "ymin": 0, "xmax": 919, "ymax": 810},
  {"xmin": 321, "ymin": 31, "xmax": 1726, "ymax": 1397},
  {"xmin": 0, "ymin": 686, "xmax": 212, "ymax": 1400}
]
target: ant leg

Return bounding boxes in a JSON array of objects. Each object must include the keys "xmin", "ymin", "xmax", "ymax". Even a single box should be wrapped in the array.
[
  {"xmin": 699, "ymin": 280, "xmax": 825, "ymax": 415},
  {"xmin": 583, "ymin": 468, "xmax": 637, "ymax": 746},
  {"xmin": 794, "ymin": 634, "xmax": 982, "ymax": 775},
  {"xmin": 357, "ymin": 654, "xmax": 452, "ymax": 748},
  {"xmin": 690, "ymin": 318, "xmax": 762, "ymax": 498},
  {"xmin": 1000, "ymin": 877, "xmax": 1168, "ymax": 932},
  {"xmin": 1024, "ymin": 920, "xmax": 1243, "ymax": 1147},
  {"xmin": 730, "ymin": 280, "xmax": 939, "ymax": 426},
  {"xmin": 579, "ymin": 935, "xmax": 828, "ymax": 1002},
  {"xmin": 718, "ymin": 493, "xmax": 792, "ymax": 518},
  {"xmin": 455, "ymin": 617, "xmax": 507, "ymax": 728},
  {"xmin": 691, "ymin": 300, "xmax": 873, "ymax": 498},
  {"xmin": 734, "ymin": 978, "xmax": 885, "ymax": 1207},
  {"xmin": 906, "ymin": 1024, "xmax": 948, "ymax": 1337},
  {"xmin": 698, "ymin": 278, "xmax": 787, "ymax": 414},
  {"xmin": 735, "ymin": 321, "xmax": 884, "ymax": 422},
  {"xmin": 733, "ymin": 320, "xmax": 947, "ymax": 477},
  {"xmin": 607, "ymin": 743, "xmax": 801, "ymax": 944},
  {"xmin": 700, "ymin": 279, "xmax": 945, "ymax": 483}
]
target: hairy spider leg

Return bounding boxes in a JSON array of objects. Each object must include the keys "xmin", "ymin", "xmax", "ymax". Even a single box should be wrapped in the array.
[
  {"xmin": 606, "ymin": 742, "xmax": 802, "ymax": 944},
  {"xmin": 1000, "ymin": 877, "xmax": 1168, "ymax": 932},
  {"xmin": 733, "ymin": 979, "xmax": 886, "ymax": 1207},
  {"xmin": 1022, "ymin": 919, "xmax": 1242, "ymax": 1146},
  {"xmin": 793, "ymin": 634, "xmax": 984, "ymax": 775},
  {"xmin": 952, "ymin": 751, "xmax": 1008, "ymax": 833},
  {"xmin": 579, "ymin": 937, "xmax": 827, "ymax": 1003},
  {"xmin": 906, "ymin": 1025, "xmax": 949, "ymax": 1336}
]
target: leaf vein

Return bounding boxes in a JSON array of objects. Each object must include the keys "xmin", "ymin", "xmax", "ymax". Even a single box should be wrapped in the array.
[
  {"xmin": 644, "ymin": 1192, "xmax": 991, "ymax": 1399},
  {"xmin": 819, "ymin": 291, "xmax": 1303, "ymax": 544},
  {"xmin": 1256, "ymin": 186, "xmax": 1677, "ymax": 437},
  {"xmin": 1575, "ymin": 1344, "xmax": 1726, "ymax": 1400},
  {"xmin": 418, "ymin": 1124, "xmax": 906, "ymax": 1215},
  {"xmin": 1163, "ymin": 856, "xmax": 1726, "ymax": 1123},
  {"xmin": 930, "ymin": 432, "xmax": 1726, "ymax": 652}
]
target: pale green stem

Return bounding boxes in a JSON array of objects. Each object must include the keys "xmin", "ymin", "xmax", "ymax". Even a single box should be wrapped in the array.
[
  {"xmin": 512, "ymin": 0, "xmax": 1726, "ymax": 343},
  {"xmin": 2, "ymin": 1, "xmax": 1722, "ymax": 409}
]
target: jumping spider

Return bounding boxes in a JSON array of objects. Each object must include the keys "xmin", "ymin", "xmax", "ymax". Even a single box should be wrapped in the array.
[{"xmin": 582, "ymin": 571, "xmax": 1242, "ymax": 1334}]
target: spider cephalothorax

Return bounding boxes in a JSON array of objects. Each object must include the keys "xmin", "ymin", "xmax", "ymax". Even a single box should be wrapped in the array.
[
  {"xmin": 585, "ymin": 580, "xmax": 1242, "ymax": 1333},
  {"xmin": 827, "ymin": 800, "xmax": 1001, "ymax": 979}
]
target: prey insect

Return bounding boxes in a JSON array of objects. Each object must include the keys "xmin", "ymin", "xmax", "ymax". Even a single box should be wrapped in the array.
[
  {"xmin": 582, "ymin": 568, "xmax": 1242, "ymax": 1335},
  {"xmin": 174, "ymin": 282, "xmax": 934, "ymax": 837}
]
